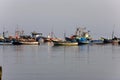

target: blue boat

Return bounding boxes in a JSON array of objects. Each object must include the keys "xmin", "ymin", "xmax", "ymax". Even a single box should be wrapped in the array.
[
  {"xmin": 65, "ymin": 27, "xmax": 92, "ymax": 45},
  {"xmin": 91, "ymin": 40, "xmax": 104, "ymax": 44},
  {"xmin": 77, "ymin": 37, "xmax": 90, "ymax": 45}
]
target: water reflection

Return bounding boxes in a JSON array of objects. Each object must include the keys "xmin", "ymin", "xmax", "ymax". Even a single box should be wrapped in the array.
[
  {"xmin": 51, "ymin": 45, "xmax": 90, "ymax": 65},
  {"xmin": 1, "ymin": 44, "xmax": 120, "ymax": 80}
]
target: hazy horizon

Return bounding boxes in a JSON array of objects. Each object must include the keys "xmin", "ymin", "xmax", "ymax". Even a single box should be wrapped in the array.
[{"xmin": 0, "ymin": 0, "xmax": 120, "ymax": 39}]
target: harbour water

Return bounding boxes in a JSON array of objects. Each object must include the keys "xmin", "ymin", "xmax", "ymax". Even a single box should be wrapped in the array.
[{"xmin": 1, "ymin": 43, "xmax": 120, "ymax": 80}]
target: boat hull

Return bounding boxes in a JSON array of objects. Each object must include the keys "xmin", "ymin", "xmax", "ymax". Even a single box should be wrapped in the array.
[
  {"xmin": 0, "ymin": 42, "xmax": 12, "ymax": 45},
  {"xmin": 53, "ymin": 41, "xmax": 78, "ymax": 46},
  {"xmin": 21, "ymin": 42, "xmax": 40, "ymax": 45},
  {"xmin": 12, "ymin": 41, "xmax": 40, "ymax": 45},
  {"xmin": 78, "ymin": 41, "xmax": 90, "ymax": 45},
  {"xmin": 91, "ymin": 40, "xmax": 104, "ymax": 44}
]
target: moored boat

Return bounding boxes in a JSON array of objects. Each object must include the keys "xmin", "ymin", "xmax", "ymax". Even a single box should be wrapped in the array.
[
  {"xmin": 90, "ymin": 37, "xmax": 112, "ymax": 44},
  {"xmin": 20, "ymin": 41, "xmax": 39, "ymax": 45},
  {"xmin": 0, "ymin": 42, "xmax": 12, "ymax": 45},
  {"xmin": 52, "ymin": 41, "xmax": 78, "ymax": 46},
  {"xmin": 112, "ymin": 37, "xmax": 120, "ymax": 45},
  {"xmin": 12, "ymin": 40, "xmax": 22, "ymax": 45},
  {"xmin": 12, "ymin": 39, "xmax": 40, "ymax": 45},
  {"xmin": 65, "ymin": 27, "xmax": 92, "ymax": 45},
  {"xmin": 91, "ymin": 40, "xmax": 104, "ymax": 44},
  {"xmin": 77, "ymin": 37, "xmax": 90, "ymax": 45},
  {"xmin": 0, "ymin": 38, "xmax": 12, "ymax": 45},
  {"xmin": 0, "ymin": 32, "xmax": 12, "ymax": 45},
  {"xmin": 12, "ymin": 34, "xmax": 40, "ymax": 45}
]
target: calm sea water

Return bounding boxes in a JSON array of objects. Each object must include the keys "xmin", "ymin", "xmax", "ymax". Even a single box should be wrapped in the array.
[{"xmin": 1, "ymin": 43, "xmax": 120, "ymax": 80}]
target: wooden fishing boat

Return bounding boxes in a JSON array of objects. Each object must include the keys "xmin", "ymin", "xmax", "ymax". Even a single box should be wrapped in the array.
[
  {"xmin": 12, "ymin": 38, "xmax": 40, "ymax": 45},
  {"xmin": 12, "ymin": 40, "xmax": 40, "ymax": 45},
  {"xmin": 42, "ymin": 37, "xmax": 62, "ymax": 42},
  {"xmin": 20, "ymin": 41, "xmax": 39, "ymax": 45},
  {"xmin": 52, "ymin": 41, "xmax": 78, "ymax": 46},
  {"xmin": 65, "ymin": 36, "xmax": 78, "ymax": 42}
]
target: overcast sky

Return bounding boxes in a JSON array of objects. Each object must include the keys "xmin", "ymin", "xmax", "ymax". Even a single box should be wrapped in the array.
[{"xmin": 0, "ymin": 0, "xmax": 120, "ymax": 38}]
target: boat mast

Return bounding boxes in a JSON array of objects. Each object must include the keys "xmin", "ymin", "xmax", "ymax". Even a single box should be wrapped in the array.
[
  {"xmin": 112, "ymin": 25, "xmax": 115, "ymax": 39},
  {"xmin": 64, "ymin": 30, "xmax": 66, "ymax": 40},
  {"xmin": 3, "ymin": 26, "xmax": 5, "ymax": 38},
  {"xmin": 75, "ymin": 27, "xmax": 86, "ymax": 37}
]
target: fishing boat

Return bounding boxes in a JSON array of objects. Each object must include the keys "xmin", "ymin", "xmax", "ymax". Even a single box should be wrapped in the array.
[
  {"xmin": 103, "ymin": 38, "xmax": 112, "ymax": 43},
  {"xmin": 42, "ymin": 33, "xmax": 63, "ymax": 43},
  {"xmin": 65, "ymin": 35, "xmax": 78, "ymax": 42},
  {"xmin": 112, "ymin": 37, "xmax": 120, "ymax": 45},
  {"xmin": 0, "ymin": 37, "xmax": 12, "ymax": 45},
  {"xmin": 12, "ymin": 34, "xmax": 40, "ymax": 45},
  {"xmin": 12, "ymin": 41, "xmax": 39, "ymax": 45},
  {"xmin": 111, "ymin": 26, "xmax": 120, "ymax": 44},
  {"xmin": 0, "ymin": 32, "xmax": 12, "ymax": 45},
  {"xmin": 52, "ymin": 41, "xmax": 78, "ymax": 46},
  {"xmin": 91, "ymin": 40, "xmax": 104, "ymax": 44},
  {"xmin": 0, "ymin": 39, "xmax": 12, "ymax": 45},
  {"xmin": 0, "ymin": 42, "xmax": 12, "ymax": 45},
  {"xmin": 77, "ymin": 38, "xmax": 90, "ymax": 45},
  {"xmin": 42, "ymin": 37, "xmax": 62, "ymax": 42},
  {"xmin": 20, "ymin": 41, "xmax": 39, "ymax": 45},
  {"xmin": 65, "ymin": 27, "xmax": 92, "ymax": 45},
  {"xmin": 75, "ymin": 27, "xmax": 91, "ymax": 45},
  {"xmin": 91, "ymin": 37, "xmax": 112, "ymax": 44},
  {"xmin": 12, "ymin": 38, "xmax": 40, "ymax": 45},
  {"xmin": 12, "ymin": 40, "xmax": 22, "ymax": 45}
]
